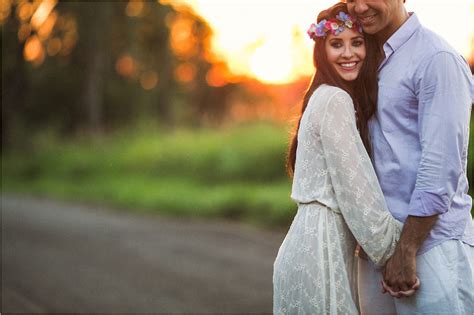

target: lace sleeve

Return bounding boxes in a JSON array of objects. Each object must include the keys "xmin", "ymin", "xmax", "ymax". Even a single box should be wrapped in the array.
[{"xmin": 319, "ymin": 89, "xmax": 402, "ymax": 266}]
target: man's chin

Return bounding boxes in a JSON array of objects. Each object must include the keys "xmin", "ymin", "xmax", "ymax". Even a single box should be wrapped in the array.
[{"xmin": 361, "ymin": 27, "xmax": 378, "ymax": 35}]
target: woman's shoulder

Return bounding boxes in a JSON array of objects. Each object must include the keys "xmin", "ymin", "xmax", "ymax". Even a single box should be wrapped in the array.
[{"xmin": 309, "ymin": 85, "xmax": 353, "ymax": 111}]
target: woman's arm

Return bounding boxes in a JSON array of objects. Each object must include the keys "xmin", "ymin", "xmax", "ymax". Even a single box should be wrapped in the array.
[{"xmin": 319, "ymin": 89, "xmax": 402, "ymax": 266}]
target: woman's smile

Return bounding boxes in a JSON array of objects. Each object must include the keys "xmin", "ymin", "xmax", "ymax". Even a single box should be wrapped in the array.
[
  {"xmin": 325, "ymin": 28, "xmax": 366, "ymax": 81},
  {"xmin": 338, "ymin": 61, "xmax": 361, "ymax": 71}
]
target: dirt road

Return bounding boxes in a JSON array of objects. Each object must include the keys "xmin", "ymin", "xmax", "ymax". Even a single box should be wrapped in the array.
[{"xmin": 2, "ymin": 195, "xmax": 288, "ymax": 313}]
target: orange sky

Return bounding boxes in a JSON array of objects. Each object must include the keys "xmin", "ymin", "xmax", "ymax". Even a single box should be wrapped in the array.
[{"xmin": 164, "ymin": 0, "xmax": 474, "ymax": 84}]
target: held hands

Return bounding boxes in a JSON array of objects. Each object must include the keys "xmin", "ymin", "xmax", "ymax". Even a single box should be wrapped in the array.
[
  {"xmin": 381, "ymin": 245, "xmax": 420, "ymax": 298},
  {"xmin": 356, "ymin": 243, "xmax": 419, "ymax": 297},
  {"xmin": 381, "ymin": 277, "xmax": 420, "ymax": 298},
  {"xmin": 379, "ymin": 214, "xmax": 437, "ymax": 298}
]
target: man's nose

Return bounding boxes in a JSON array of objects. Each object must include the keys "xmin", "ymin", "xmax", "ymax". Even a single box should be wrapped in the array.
[{"xmin": 352, "ymin": 0, "xmax": 369, "ymax": 14}]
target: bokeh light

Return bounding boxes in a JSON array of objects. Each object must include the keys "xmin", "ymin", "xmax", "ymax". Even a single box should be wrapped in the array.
[
  {"xmin": 2, "ymin": 0, "xmax": 78, "ymax": 66},
  {"xmin": 0, "ymin": 0, "xmax": 12, "ymax": 24},
  {"xmin": 126, "ymin": 0, "xmax": 145, "ymax": 17},
  {"xmin": 46, "ymin": 37, "xmax": 61, "ymax": 56},
  {"xmin": 169, "ymin": 13, "xmax": 199, "ymax": 60},
  {"xmin": 206, "ymin": 63, "xmax": 230, "ymax": 87},
  {"xmin": 16, "ymin": 1, "xmax": 33, "ymax": 21},
  {"xmin": 31, "ymin": 0, "xmax": 56, "ymax": 30},
  {"xmin": 116, "ymin": 55, "xmax": 137, "ymax": 78},
  {"xmin": 24, "ymin": 34, "xmax": 45, "ymax": 66},
  {"xmin": 140, "ymin": 70, "xmax": 159, "ymax": 90},
  {"xmin": 175, "ymin": 62, "xmax": 197, "ymax": 83}
]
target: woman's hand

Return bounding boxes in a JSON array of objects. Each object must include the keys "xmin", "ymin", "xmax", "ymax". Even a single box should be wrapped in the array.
[
  {"xmin": 381, "ymin": 277, "xmax": 420, "ymax": 298},
  {"xmin": 355, "ymin": 244, "xmax": 369, "ymax": 260}
]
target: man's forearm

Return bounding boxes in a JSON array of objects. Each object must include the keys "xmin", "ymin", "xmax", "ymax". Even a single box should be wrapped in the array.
[
  {"xmin": 399, "ymin": 214, "xmax": 438, "ymax": 255},
  {"xmin": 382, "ymin": 214, "xmax": 438, "ymax": 292}
]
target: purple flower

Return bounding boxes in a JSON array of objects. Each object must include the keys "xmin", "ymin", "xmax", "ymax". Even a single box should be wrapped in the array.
[
  {"xmin": 316, "ymin": 20, "xmax": 327, "ymax": 36},
  {"xmin": 336, "ymin": 12, "xmax": 349, "ymax": 22}
]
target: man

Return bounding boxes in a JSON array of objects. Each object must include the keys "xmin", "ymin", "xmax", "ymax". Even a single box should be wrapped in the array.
[{"xmin": 346, "ymin": 0, "xmax": 474, "ymax": 314}]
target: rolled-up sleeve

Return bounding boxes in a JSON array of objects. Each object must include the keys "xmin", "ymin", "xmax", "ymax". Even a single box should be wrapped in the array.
[{"xmin": 408, "ymin": 52, "xmax": 472, "ymax": 217}]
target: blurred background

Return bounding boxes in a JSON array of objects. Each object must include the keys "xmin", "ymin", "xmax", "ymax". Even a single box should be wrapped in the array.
[{"xmin": 1, "ymin": 0, "xmax": 473, "ymax": 312}]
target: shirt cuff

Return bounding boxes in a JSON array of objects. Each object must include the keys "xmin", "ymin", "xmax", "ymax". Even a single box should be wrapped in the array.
[{"xmin": 407, "ymin": 190, "xmax": 449, "ymax": 216}]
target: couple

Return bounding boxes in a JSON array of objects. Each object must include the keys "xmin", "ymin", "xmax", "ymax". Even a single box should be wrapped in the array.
[{"xmin": 273, "ymin": 0, "xmax": 474, "ymax": 314}]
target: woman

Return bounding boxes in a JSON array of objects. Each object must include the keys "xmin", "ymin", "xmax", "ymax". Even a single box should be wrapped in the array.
[{"xmin": 273, "ymin": 3, "xmax": 407, "ymax": 314}]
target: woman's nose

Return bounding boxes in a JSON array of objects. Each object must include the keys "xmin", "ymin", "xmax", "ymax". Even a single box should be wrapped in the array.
[{"xmin": 342, "ymin": 45, "xmax": 354, "ymax": 58}]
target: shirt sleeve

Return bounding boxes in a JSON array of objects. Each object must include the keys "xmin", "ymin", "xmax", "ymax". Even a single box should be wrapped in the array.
[
  {"xmin": 320, "ymin": 89, "xmax": 402, "ymax": 266},
  {"xmin": 408, "ymin": 52, "xmax": 472, "ymax": 217}
]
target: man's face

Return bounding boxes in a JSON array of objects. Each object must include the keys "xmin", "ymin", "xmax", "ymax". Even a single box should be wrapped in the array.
[{"xmin": 346, "ymin": 0, "xmax": 403, "ymax": 42}]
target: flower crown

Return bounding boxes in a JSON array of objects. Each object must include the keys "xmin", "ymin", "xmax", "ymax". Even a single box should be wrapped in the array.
[{"xmin": 307, "ymin": 11, "xmax": 362, "ymax": 40}]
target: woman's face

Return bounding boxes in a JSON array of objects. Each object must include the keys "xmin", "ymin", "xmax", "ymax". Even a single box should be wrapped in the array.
[{"xmin": 325, "ymin": 28, "xmax": 366, "ymax": 81}]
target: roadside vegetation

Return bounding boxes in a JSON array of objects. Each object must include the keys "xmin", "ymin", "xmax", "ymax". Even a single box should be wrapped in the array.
[{"xmin": 2, "ymin": 123, "xmax": 296, "ymax": 227}]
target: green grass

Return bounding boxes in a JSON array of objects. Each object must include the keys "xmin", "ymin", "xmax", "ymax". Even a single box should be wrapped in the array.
[
  {"xmin": 1, "ymin": 122, "xmax": 297, "ymax": 227},
  {"xmin": 2, "ymin": 120, "xmax": 473, "ymax": 227}
]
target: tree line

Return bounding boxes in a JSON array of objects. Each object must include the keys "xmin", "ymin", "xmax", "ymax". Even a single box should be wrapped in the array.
[{"xmin": 2, "ymin": 0, "xmax": 239, "ymax": 149}]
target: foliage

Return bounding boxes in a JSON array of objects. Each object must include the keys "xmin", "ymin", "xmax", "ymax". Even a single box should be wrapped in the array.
[
  {"xmin": 1, "ymin": 1, "xmax": 236, "ymax": 149},
  {"xmin": 1, "ymin": 123, "xmax": 296, "ymax": 227}
]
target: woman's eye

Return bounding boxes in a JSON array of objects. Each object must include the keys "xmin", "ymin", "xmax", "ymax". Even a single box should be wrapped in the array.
[
  {"xmin": 352, "ymin": 40, "xmax": 364, "ymax": 47},
  {"xmin": 330, "ymin": 42, "xmax": 342, "ymax": 48}
]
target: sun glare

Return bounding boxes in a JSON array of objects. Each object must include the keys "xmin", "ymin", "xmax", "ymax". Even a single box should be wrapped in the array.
[
  {"xmin": 250, "ymin": 39, "xmax": 293, "ymax": 84},
  {"xmin": 167, "ymin": 0, "xmax": 473, "ymax": 85}
]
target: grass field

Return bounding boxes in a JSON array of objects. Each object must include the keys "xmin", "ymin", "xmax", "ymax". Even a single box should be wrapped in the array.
[
  {"xmin": 2, "ymin": 120, "xmax": 473, "ymax": 227},
  {"xmin": 1, "ymin": 123, "xmax": 296, "ymax": 227}
]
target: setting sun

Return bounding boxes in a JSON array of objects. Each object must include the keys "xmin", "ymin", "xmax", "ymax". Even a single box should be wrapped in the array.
[{"xmin": 164, "ymin": 0, "xmax": 473, "ymax": 85}]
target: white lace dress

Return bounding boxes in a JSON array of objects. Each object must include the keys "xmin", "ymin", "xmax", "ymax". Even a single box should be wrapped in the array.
[{"xmin": 273, "ymin": 85, "xmax": 403, "ymax": 314}]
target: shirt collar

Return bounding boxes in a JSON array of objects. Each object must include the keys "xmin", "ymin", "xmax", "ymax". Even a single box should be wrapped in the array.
[{"xmin": 379, "ymin": 12, "xmax": 420, "ymax": 70}]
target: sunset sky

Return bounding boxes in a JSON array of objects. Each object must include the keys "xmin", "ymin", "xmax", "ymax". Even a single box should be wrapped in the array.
[{"xmin": 166, "ymin": 0, "xmax": 474, "ymax": 84}]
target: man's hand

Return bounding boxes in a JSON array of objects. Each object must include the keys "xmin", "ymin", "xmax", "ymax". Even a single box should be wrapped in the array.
[
  {"xmin": 382, "ymin": 214, "xmax": 438, "ymax": 296},
  {"xmin": 382, "ymin": 278, "xmax": 420, "ymax": 298},
  {"xmin": 382, "ymin": 244, "xmax": 418, "ymax": 292}
]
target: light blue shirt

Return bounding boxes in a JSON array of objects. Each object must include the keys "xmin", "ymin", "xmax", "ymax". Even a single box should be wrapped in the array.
[{"xmin": 370, "ymin": 13, "xmax": 474, "ymax": 254}]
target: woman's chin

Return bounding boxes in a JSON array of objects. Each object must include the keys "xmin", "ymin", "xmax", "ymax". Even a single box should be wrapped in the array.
[{"xmin": 339, "ymin": 72, "xmax": 359, "ymax": 82}]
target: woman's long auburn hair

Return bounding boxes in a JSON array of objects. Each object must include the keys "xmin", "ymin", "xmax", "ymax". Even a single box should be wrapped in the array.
[{"xmin": 286, "ymin": 2, "xmax": 380, "ymax": 177}]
